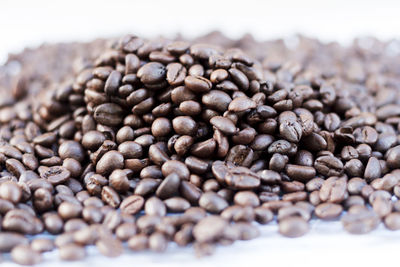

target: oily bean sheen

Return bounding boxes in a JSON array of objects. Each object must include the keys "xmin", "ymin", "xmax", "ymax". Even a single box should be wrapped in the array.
[
  {"xmin": 120, "ymin": 195, "xmax": 145, "ymax": 215},
  {"xmin": 210, "ymin": 116, "xmax": 237, "ymax": 135},
  {"xmin": 94, "ymin": 103, "xmax": 123, "ymax": 126},
  {"xmin": 96, "ymin": 151, "xmax": 124, "ymax": 175},
  {"xmin": 137, "ymin": 62, "xmax": 166, "ymax": 84},
  {"xmin": 5, "ymin": 32, "xmax": 400, "ymax": 263}
]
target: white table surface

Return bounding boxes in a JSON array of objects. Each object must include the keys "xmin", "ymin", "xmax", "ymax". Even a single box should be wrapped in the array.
[{"xmin": 1, "ymin": 0, "xmax": 400, "ymax": 266}]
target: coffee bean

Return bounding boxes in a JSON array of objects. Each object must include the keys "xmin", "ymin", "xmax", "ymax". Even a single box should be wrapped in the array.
[
  {"xmin": 229, "ymin": 68, "xmax": 249, "ymax": 90},
  {"xmin": 101, "ymin": 186, "xmax": 121, "ymax": 208},
  {"xmin": 11, "ymin": 244, "xmax": 42, "ymax": 265},
  {"xmin": 279, "ymin": 120, "xmax": 302, "ymax": 143},
  {"xmin": 228, "ymin": 97, "xmax": 256, "ymax": 112},
  {"xmin": 31, "ymin": 238, "xmax": 55, "ymax": 253},
  {"xmin": 161, "ymin": 160, "xmax": 190, "ymax": 180},
  {"xmin": 96, "ymin": 237, "xmax": 123, "ymax": 257},
  {"xmin": 96, "ymin": 151, "xmax": 124, "ymax": 175},
  {"xmin": 128, "ymin": 234, "xmax": 148, "ymax": 251},
  {"xmin": 315, "ymin": 203, "xmax": 343, "ymax": 220},
  {"xmin": 104, "ymin": 70, "xmax": 121, "ymax": 95},
  {"xmin": 193, "ymin": 215, "xmax": 228, "ymax": 243},
  {"xmin": 199, "ymin": 192, "xmax": 228, "ymax": 213},
  {"xmin": 234, "ymin": 191, "xmax": 260, "ymax": 207},
  {"xmin": 364, "ymin": 157, "xmax": 381, "ymax": 182},
  {"xmin": 341, "ymin": 209, "xmax": 380, "ymax": 234},
  {"xmin": 0, "ymin": 181, "xmax": 22, "ymax": 203},
  {"xmin": 156, "ymin": 173, "xmax": 181, "ymax": 199},
  {"xmin": 151, "ymin": 118, "xmax": 172, "ymax": 137},
  {"xmin": 172, "ymin": 116, "xmax": 197, "ymax": 136},
  {"xmin": 144, "ymin": 196, "xmax": 166, "ymax": 216},
  {"xmin": 137, "ymin": 62, "xmax": 166, "ymax": 85},
  {"xmin": 0, "ymin": 232, "xmax": 29, "ymax": 252},
  {"xmin": 180, "ymin": 180, "xmax": 202, "ymax": 204},
  {"xmin": 38, "ymin": 166, "xmax": 70, "ymax": 185},
  {"xmin": 58, "ymin": 202, "xmax": 82, "ymax": 220},
  {"xmin": 314, "ymin": 155, "xmax": 343, "ymax": 176},
  {"xmin": 184, "ymin": 75, "xmax": 212, "ymax": 93},
  {"xmin": 254, "ymin": 207, "xmax": 274, "ymax": 224},
  {"xmin": 59, "ymin": 243, "xmax": 86, "ymax": 261},
  {"xmin": 285, "ymin": 164, "xmax": 316, "ymax": 182},
  {"xmin": 119, "ymin": 195, "xmax": 144, "ymax": 215},
  {"xmin": 164, "ymin": 197, "xmax": 190, "ymax": 212},
  {"xmin": 6, "ymin": 158, "xmax": 26, "ymax": 177},
  {"xmin": 2, "ymin": 209, "xmax": 37, "ymax": 234},
  {"xmin": 94, "ymin": 103, "xmax": 123, "ymax": 126},
  {"xmin": 384, "ymin": 212, "xmax": 400, "ymax": 230},
  {"xmin": 279, "ymin": 217, "xmax": 309, "ymax": 237},
  {"xmin": 319, "ymin": 176, "xmax": 347, "ymax": 203},
  {"xmin": 202, "ymin": 90, "xmax": 232, "ymax": 112},
  {"xmin": 212, "ymin": 161, "xmax": 260, "ymax": 190},
  {"xmin": 210, "ymin": 116, "xmax": 237, "ymax": 135}
]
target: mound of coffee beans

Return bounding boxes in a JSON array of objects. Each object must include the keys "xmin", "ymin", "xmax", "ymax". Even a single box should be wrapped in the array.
[{"xmin": 1, "ymin": 33, "xmax": 400, "ymax": 264}]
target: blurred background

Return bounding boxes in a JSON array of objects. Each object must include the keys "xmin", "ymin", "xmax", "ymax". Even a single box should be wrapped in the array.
[{"xmin": 0, "ymin": 0, "xmax": 399, "ymax": 64}]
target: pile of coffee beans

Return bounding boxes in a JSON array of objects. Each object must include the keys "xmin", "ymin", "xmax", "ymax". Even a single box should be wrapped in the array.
[{"xmin": 1, "ymin": 33, "xmax": 400, "ymax": 264}]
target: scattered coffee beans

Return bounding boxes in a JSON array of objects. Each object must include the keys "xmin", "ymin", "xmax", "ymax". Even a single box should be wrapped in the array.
[{"xmin": 1, "ymin": 31, "xmax": 400, "ymax": 264}]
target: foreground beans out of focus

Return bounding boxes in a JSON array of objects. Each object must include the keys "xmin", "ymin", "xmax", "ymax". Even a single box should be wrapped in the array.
[{"xmin": 1, "ymin": 32, "xmax": 400, "ymax": 264}]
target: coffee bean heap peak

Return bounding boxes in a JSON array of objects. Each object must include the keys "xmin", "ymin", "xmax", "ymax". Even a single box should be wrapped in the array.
[{"xmin": 2, "ymin": 33, "xmax": 400, "ymax": 264}]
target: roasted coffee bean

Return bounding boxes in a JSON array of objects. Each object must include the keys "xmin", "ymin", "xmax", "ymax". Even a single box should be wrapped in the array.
[
  {"xmin": 40, "ymin": 165, "xmax": 71, "ymax": 185},
  {"xmin": 128, "ymin": 234, "xmax": 148, "ymax": 251},
  {"xmin": 0, "ymin": 232, "xmax": 29, "ymax": 252},
  {"xmin": 58, "ymin": 202, "xmax": 82, "ymax": 220},
  {"xmin": 384, "ymin": 212, "xmax": 400, "ymax": 230},
  {"xmin": 94, "ymin": 103, "xmax": 123, "ymax": 126},
  {"xmin": 156, "ymin": 173, "xmax": 181, "ymax": 199},
  {"xmin": 314, "ymin": 156, "xmax": 343, "ymax": 177},
  {"xmin": 234, "ymin": 191, "xmax": 260, "ymax": 207},
  {"xmin": 0, "ymin": 181, "xmax": 22, "ymax": 203},
  {"xmin": 162, "ymin": 160, "xmax": 190, "ymax": 180},
  {"xmin": 221, "ymin": 205, "xmax": 255, "ymax": 222},
  {"xmin": 341, "ymin": 209, "xmax": 380, "ymax": 234},
  {"xmin": 184, "ymin": 75, "xmax": 212, "ymax": 93},
  {"xmin": 164, "ymin": 197, "xmax": 191, "ymax": 212},
  {"xmin": 285, "ymin": 164, "xmax": 316, "ymax": 182},
  {"xmin": 210, "ymin": 116, "xmax": 237, "ymax": 135},
  {"xmin": 118, "ymin": 141, "xmax": 143, "ymax": 159},
  {"xmin": 364, "ymin": 157, "xmax": 381, "ymax": 182},
  {"xmin": 279, "ymin": 217, "xmax": 309, "ymax": 237},
  {"xmin": 193, "ymin": 215, "xmax": 228, "ymax": 243},
  {"xmin": 120, "ymin": 195, "xmax": 144, "ymax": 215},
  {"xmin": 59, "ymin": 243, "xmax": 86, "ymax": 261},
  {"xmin": 212, "ymin": 161, "xmax": 260, "ymax": 190},
  {"xmin": 137, "ymin": 62, "xmax": 166, "ymax": 85},
  {"xmin": 96, "ymin": 237, "xmax": 124, "ymax": 258},
  {"xmin": 315, "ymin": 203, "xmax": 343, "ymax": 220},
  {"xmin": 199, "ymin": 192, "xmax": 229, "ymax": 213},
  {"xmin": 278, "ymin": 205, "xmax": 311, "ymax": 221},
  {"xmin": 228, "ymin": 97, "xmax": 256, "ymax": 112},
  {"xmin": 319, "ymin": 176, "xmax": 347, "ymax": 203},
  {"xmin": 254, "ymin": 206, "xmax": 274, "ymax": 224},
  {"xmin": 11, "ymin": 244, "xmax": 42, "ymax": 265},
  {"xmin": 31, "ymin": 238, "xmax": 55, "ymax": 253},
  {"xmin": 101, "ymin": 186, "xmax": 121, "ymax": 208},
  {"xmin": 96, "ymin": 151, "xmax": 124, "ymax": 175}
]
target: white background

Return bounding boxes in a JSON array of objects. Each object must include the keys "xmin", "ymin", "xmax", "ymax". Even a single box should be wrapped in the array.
[{"xmin": 1, "ymin": 0, "xmax": 400, "ymax": 266}]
